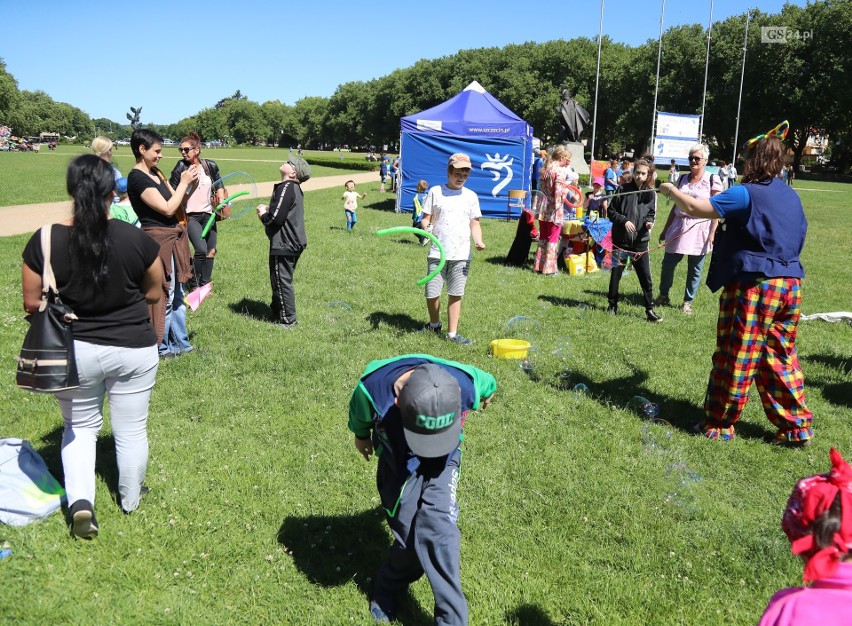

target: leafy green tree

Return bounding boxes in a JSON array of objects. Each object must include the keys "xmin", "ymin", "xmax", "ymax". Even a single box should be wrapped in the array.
[
  {"xmin": 215, "ymin": 90, "xmax": 247, "ymax": 110},
  {"xmin": 0, "ymin": 57, "xmax": 19, "ymax": 122},
  {"xmin": 193, "ymin": 108, "xmax": 227, "ymax": 143},
  {"xmin": 222, "ymin": 99, "xmax": 269, "ymax": 145},
  {"xmin": 291, "ymin": 96, "xmax": 329, "ymax": 148},
  {"xmin": 261, "ymin": 100, "xmax": 292, "ymax": 146},
  {"xmin": 325, "ymin": 81, "xmax": 374, "ymax": 147}
]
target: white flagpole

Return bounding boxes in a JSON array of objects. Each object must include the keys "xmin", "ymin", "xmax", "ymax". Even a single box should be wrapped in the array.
[
  {"xmin": 650, "ymin": 0, "xmax": 666, "ymax": 154},
  {"xmin": 699, "ymin": 0, "xmax": 715, "ymax": 139},
  {"xmin": 732, "ymin": 9, "xmax": 752, "ymax": 165},
  {"xmin": 590, "ymin": 0, "xmax": 605, "ymax": 162}
]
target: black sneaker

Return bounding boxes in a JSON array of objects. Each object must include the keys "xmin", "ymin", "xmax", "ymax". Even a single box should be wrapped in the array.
[
  {"xmin": 447, "ymin": 333, "xmax": 473, "ymax": 345},
  {"xmin": 646, "ymin": 309, "xmax": 663, "ymax": 323},
  {"xmin": 419, "ymin": 322, "xmax": 442, "ymax": 335},
  {"xmin": 70, "ymin": 499, "xmax": 99, "ymax": 540}
]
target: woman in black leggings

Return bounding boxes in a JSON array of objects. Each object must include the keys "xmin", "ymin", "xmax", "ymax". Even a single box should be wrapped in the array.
[{"xmin": 170, "ymin": 132, "xmax": 226, "ymax": 287}]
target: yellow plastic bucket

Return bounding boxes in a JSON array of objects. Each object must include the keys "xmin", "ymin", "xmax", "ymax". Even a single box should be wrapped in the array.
[{"xmin": 491, "ymin": 339, "xmax": 531, "ymax": 359}]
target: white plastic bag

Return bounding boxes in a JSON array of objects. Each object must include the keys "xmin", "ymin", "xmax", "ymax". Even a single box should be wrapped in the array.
[{"xmin": 0, "ymin": 438, "xmax": 65, "ymax": 526}]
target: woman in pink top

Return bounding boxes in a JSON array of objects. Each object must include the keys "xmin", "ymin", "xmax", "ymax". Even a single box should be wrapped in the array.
[
  {"xmin": 533, "ymin": 145, "xmax": 574, "ymax": 275},
  {"xmin": 656, "ymin": 144, "xmax": 723, "ymax": 314},
  {"xmin": 169, "ymin": 132, "xmax": 227, "ymax": 288},
  {"xmin": 758, "ymin": 448, "xmax": 852, "ymax": 626}
]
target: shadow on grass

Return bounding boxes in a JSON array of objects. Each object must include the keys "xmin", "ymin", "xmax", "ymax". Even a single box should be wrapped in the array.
[
  {"xmin": 583, "ymin": 287, "xmax": 646, "ymax": 309},
  {"xmin": 483, "ymin": 253, "xmax": 520, "ymax": 267},
  {"xmin": 805, "ymin": 353, "xmax": 852, "ymax": 375},
  {"xmin": 538, "ymin": 294, "xmax": 600, "ymax": 310},
  {"xmin": 277, "ymin": 509, "xmax": 432, "ymax": 625},
  {"xmin": 546, "ymin": 367, "xmax": 775, "ymax": 442},
  {"xmin": 229, "ymin": 298, "xmax": 270, "ymax": 321},
  {"xmin": 506, "ymin": 604, "xmax": 559, "ymax": 626},
  {"xmin": 801, "ymin": 353, "xmax": 852, "ymax": 408},
  {"xmin": 367, "ymin": 311, "xmax": 423, "ymax": 333},
  {"xmin": 364, "ymin": 197, "xmax": 398, "ymax": 213}
]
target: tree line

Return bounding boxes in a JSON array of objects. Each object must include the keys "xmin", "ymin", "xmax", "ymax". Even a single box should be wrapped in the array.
[{"xmin": 1, "ymin": 1, "xmax": 849, "ymax": 169}]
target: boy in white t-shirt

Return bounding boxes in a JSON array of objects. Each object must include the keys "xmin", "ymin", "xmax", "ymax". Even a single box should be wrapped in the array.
[
  {"xmin": 419, "ymin": 153, "xmax": 485, "ymax": 345},
  {"xmin": 342, "ymin": 180, "xmax": 367, "ymax": 231}
]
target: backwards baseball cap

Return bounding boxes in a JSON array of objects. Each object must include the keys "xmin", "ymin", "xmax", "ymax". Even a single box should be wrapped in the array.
[
  {"xmin": 287, "ymin": 157, "xmax": 312, "ymax": 183},
  {"xmin": 448, "ymin": 153, "xmax": 472, "ymax": 169},
  {"xmin": 781, "ymin": 447, "xmax": 852, "ymax": 582},
  {"xmin": 592, "ymin": 176, "xmax": 604, "ymax": 187},
  {"xmin": 115, "ymin": 177, "xmax": 128, "ymax": 193},
  {"xmin": 398, "ymin": 363, "xmax": 462, "ymax": 458}
]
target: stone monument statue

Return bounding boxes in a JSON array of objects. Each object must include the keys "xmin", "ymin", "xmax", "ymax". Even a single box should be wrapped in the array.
[{"xmin": 557, "ymin": 89, "xmax": 590, "ymax": 143}]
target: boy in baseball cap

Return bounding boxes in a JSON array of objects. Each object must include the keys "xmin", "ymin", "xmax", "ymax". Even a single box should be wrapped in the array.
[
  {"xmin": 419, "ymin": 152, "xmax": 485, "ymax": 345},
  {"xmin": 348, "ymin": 354, "xmax": 496, "ymax": 624}
]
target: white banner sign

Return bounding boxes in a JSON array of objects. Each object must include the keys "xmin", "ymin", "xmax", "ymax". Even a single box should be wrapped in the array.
[
  {"xmin": 652, "ymin": 137, "xmax": 696, "ymax": 165},
  {"xmin": 656, "ymin": 113, "xmax": 700, "ymax": 139}
]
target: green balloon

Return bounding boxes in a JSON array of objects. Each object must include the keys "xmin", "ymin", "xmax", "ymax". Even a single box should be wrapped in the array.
[{"xmin": 376, "ymin": 226, "xmax": 446, "ymax": 286}]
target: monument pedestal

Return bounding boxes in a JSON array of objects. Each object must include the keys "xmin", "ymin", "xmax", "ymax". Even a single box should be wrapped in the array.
[{"xmin": 562, "ymin": 142, "xmax": 589, "ymax": 176}]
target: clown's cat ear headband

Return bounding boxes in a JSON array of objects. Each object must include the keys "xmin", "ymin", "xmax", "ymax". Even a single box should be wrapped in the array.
[{"xmin": 742, "ymin": 119, "xmax": 789, "ymax": 152}]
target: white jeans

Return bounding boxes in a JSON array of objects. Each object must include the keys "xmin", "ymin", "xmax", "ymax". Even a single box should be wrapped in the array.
[{"xmin": 55, "ymin": 341, "xmax": 159, "ymax": 513}]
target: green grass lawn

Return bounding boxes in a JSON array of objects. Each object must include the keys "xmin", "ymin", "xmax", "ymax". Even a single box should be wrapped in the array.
[
  {"xmin": 0, "ymin": 179, "xmax": 850, "ymax": 625},
  {"xmin": 0, "ymin": 145, "xmax": 376, "ymax": 207}
]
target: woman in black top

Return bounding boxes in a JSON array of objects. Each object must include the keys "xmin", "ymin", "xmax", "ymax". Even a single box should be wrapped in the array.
[
  {"xmin": 22, "ymin": 154, "xmax": 164, "ymax": 539},
  {"xmin": 127, "ymin": 128, "xmax": 198, "ymax": 358}
]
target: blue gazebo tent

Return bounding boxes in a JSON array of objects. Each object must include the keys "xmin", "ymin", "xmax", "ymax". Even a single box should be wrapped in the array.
[{"xmin": 397, "ymin": 81, "xmax": 534, "ymax": 219}]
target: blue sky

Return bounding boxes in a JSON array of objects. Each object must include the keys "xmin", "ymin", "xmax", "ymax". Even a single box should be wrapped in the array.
[{"xmin": 2, "ymin": 0, "xmax": 805, "ymax": 125}]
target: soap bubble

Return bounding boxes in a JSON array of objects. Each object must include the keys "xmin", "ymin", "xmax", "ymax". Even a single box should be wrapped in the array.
[
  {"xmin": 326, "ymin": 301, "xmax": 353, "ymax": 324},
  {"xmin": 551, "ymin": 337, "xmax": 572, "ymax": 365},
  {"xmin": 663, "ymin": 462, "xmax": 702, "ymax": 513},
  {"xmin": 640, "ymin": 418, "xmax": 674, "ymax": 455},
  {"xmin": 628, "ymin": 396, "xmax": 659, "ymax": 418},
  {"xmin": 502, "ymin": 315, "xmax": 541, "ymax": 340},
  {"xmin": 575, "ymin": 303, "xmax": 591, "ymax": 319},
  {"xmin": 665, "ymin": 462, "xmax": 702, "ymax": 487},
  {"xmin": 519, "ymin": 345, "xmax": 539, "ymax": 380},
  {"xmin": 572, "ymin": 383, "xmax": 589, "ymax": 400}
]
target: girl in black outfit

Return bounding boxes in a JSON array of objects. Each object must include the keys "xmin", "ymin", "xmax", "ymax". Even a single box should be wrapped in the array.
[{"xmin": 606, "ymin": 158, "xmax": 663, "ymax": 322}]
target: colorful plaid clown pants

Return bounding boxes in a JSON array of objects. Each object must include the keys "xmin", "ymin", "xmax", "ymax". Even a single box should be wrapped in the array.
[{"xmin": 700, "ymin": 277, "xmax": 813, "ymax": 442}]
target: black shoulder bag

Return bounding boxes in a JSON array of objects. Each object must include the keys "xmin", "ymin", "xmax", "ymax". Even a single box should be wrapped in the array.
[{"xmin": 16, "ymin": 225, "xmax": 80, "ymax": 393}]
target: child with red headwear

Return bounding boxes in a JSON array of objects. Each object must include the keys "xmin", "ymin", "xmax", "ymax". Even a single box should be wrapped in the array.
[{"xmin": 758, "ymin": 448, "xmax": 852, "ymax": 625}]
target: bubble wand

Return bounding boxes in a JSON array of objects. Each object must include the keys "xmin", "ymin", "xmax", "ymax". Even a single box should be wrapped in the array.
[
  {"xmin": 376, "ymin": 226, "xmax": 446, "ymax": 286},
  {"xmin": 201, "ymin": 191, "xmax": 250, "ymax": 238}
]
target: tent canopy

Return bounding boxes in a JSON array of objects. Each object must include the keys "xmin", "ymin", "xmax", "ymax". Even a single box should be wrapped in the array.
[
  {"xmin": 398, "ymin": 81, "xmax": 534, "ymax": 219},
  {"xmin": 401, "ymin": 81, "xmax": 531, "ymax": 139}
]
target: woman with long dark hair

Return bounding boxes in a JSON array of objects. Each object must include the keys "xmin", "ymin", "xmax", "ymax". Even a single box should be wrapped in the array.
[
  {"xmin": 660, "ymin": 134, "xmax": 812, "ymax": 444},
  {"xmin": 21, "ymin": 154, "xmax": 164, "ymax": 538},
  {"xmin": 127, "ymin": 128, "xmax": 198, "ymax": 358},
  {"xmin": 170, "ymin": 131, "xmax": 226, "ymax": 287}
]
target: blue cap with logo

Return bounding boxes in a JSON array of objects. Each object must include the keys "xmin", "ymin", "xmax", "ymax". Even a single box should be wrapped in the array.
[{"xmin": 398, "ymin": 363, "xmax": 462, "ymax": 458}]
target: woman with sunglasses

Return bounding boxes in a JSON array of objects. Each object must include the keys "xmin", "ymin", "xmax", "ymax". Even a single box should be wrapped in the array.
[
  {"xmin": 170, "ymin": 132, "xmax": 226, "ymax": 288},
  {"xmin": 660, "ymin": 134, "xmax": 812, "ymax": 445},
  {"xmin": 656, "ymin": 144, "xmax": 723, "ymax": 315}
]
